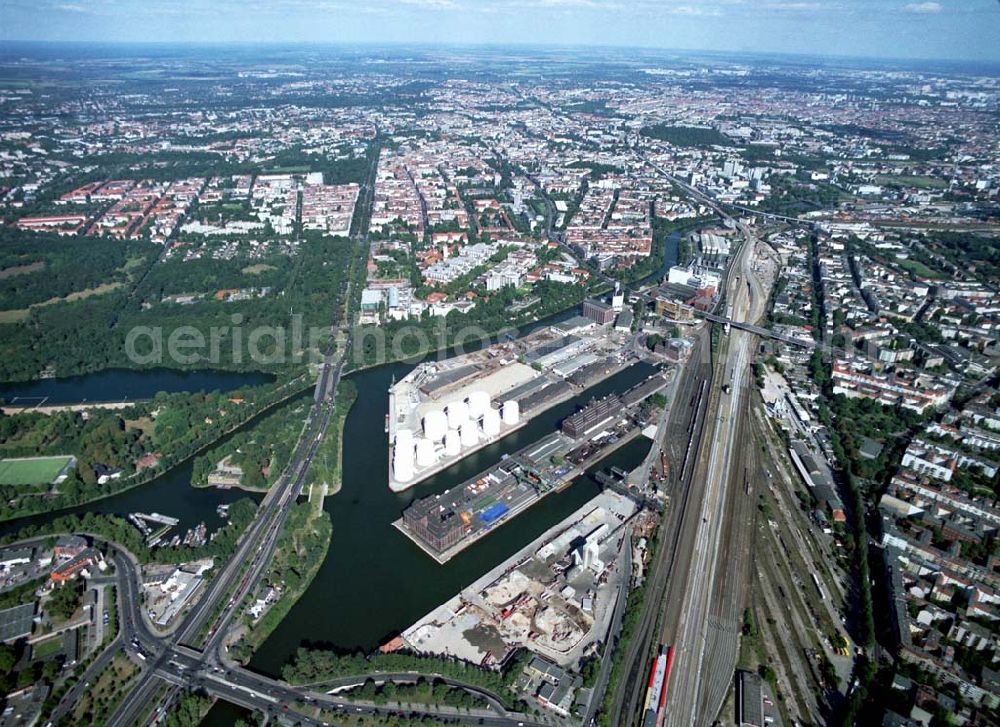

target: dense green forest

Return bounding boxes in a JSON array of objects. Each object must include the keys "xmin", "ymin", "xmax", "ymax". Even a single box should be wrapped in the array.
[
  {"xmin": 0, "ymin": 229, "xmax": 158, "ymax": 311},
  {"xmin": 191, "ymin": 391, "xmax": 312, "ymax": 490},
  {"xmin": 0, "ymin": 234, "xmax": 359, "ymax": 381}
]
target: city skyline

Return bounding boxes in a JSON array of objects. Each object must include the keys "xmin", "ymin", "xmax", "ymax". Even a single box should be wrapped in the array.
[{"xmin": 2, "ymin": 0, "xmax": 1000, "ymax": 63}]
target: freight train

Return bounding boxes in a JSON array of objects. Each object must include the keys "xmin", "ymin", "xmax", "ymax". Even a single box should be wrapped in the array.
[{"xmin": 642, "ymin": 644, "xmax": 675, "ymax": 727}]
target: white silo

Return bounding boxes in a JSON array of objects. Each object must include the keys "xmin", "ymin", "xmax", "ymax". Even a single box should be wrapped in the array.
[
  {"xmin": 393, "ymin": 447, "xmax": 414, "ymax": 482},
  {"xmin": 467, "ymin": 390, "xmax": 491, "ymax": 420},
  {"xmin": 460, "ymin": 422, "xmax": 479, "ymax": 448},
  {"xmin": 423, "ymin": 409, "xmax": 448, "ymax": 443},
  {"xmin": 501, "ymin": 400, "xmax": 520, "ymax": 426},
  {"xmin": 395, "ymin": 429, "xmax": 414, "ymax": 450},
  {"xmin": 482, "ymin": 408, "xmax": 501, "ymax": 437},
  {"xmin": 444, "ymin": 430, "xmax": 461, "ymax": 457},
  {"xmin": 446, "ymin": 401, "xmax": 469, "ymax": 430},
  {"xmin": 415, "ymin": 437, "xmax": 437, "ymax": 468}
]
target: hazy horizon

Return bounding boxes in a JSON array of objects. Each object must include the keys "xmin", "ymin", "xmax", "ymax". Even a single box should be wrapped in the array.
[{"xmin": 2, "ymin": 0, "xmax": 999, "ymax": 64}]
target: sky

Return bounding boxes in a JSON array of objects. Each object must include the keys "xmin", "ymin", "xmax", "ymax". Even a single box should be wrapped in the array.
[{"xmin": 1, "ymin": 0, "xmax": 999, "ymax": 63}]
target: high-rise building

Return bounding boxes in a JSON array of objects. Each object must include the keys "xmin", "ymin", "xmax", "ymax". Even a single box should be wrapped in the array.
[{"xmin": 582, "ymin": 298, "xmax": 615, "ymax": 325}]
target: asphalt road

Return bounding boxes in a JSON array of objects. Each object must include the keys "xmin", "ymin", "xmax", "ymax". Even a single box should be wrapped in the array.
[{"xmin": 104, "ymin": 299, "xmax": 353, "ymax": 727}]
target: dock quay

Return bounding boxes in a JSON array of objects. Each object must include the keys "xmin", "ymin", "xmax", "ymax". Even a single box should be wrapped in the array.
[
  {"xmin": 393, "ymin": 373, "xmax": 667, "ymax": 564},
  {"xmin": 133, "ymin": 512, "xmax": 180, "ymax": 527}
]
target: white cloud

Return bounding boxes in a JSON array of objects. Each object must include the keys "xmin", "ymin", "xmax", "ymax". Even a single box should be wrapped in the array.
[
  {"xmin": 664, "ymin": 4, "xmax": 719, "ymax": 15},
  {"xmin": 398, "ymin": 0, "xmax": 458, "ymax": 8},
  {"xmin": 763, "ymin": 2, "xmax": 821, "ymax": 9},
  {"xmin": 903, "ymin": 2, "xmax": 942, "ymax": 13}
]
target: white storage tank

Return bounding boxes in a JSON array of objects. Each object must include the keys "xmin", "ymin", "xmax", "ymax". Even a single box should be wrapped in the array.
[
  {"xmin": 501, "ymin": 400, "xmax": 520, "ymax": 426},
  {"xmin": 460, "ymin": 423, "xmax": 479, "ymax": 448},
  {"xmin": 422, "ymin": 409, "xmax": 448, "ymax": 442},
  {"xmin": 444, "ymin": 430, "xmax": 461, "ymax": 457},
  {"xmin": 482, "ymin": 408, "xmax": 501, "ymax": 437},
  {"xmin": 467, "ymin": 390, "xmax": 491, "ymax": 419},
  {"xmin": 446, "ymin": 401, "xmax": 469, "ymax": 430},
  {"xmin": 395, "ymin": 429, "xmax": 414, "ymax": 450},
  {"xmin": 415, "ymin": 437, "xmax": 437, "ymax": 467},
  {"xmin": 393, "ymin": 450, "xmax": 414, "ymax": 482}
]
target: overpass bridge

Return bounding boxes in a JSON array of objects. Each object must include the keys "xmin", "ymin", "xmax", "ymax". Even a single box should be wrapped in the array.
[{"xmin": 697, "ymin": 310, "xmax": 824, "ymax": 352}]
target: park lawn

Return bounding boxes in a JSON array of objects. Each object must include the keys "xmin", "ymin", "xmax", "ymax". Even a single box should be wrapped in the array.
[
  {"xmin": 0, "ymin": 455, "xmax": 74, "ymax": 485},
  {"xmin": 898, "ymin": 258, "xmax": 947, "ymax": 279},
  {"xmin": 0, "ymin": 282, "xmax": 124, "ymax": 324},
  {"xmin": 30, "ymin": 636, "xmax": 64, "ymax": 660},
  {"xmin": 45, "ymin": 281, "xmax": 123, "ymax": 305},
  {"xmin": 0, "ymin": 308, "xmax": 30, "ymax": 323},
  {"xmin": 0, "ymin": 261, "xmax": 45, "ymax": 280},
  {"xmin": 124, "ymin": 416, "xmax": 155, "ymax": 438}
]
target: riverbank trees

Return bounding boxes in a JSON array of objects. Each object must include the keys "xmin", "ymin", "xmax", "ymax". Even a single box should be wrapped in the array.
[{"xmin": 0, "ymin": 377, "xmax": 310, "ymax": 521}]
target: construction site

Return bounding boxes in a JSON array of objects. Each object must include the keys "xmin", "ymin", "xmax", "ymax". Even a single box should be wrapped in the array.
[{"xmin": 400, "ymin": 490, "xmax": 638, "ymax": 669}]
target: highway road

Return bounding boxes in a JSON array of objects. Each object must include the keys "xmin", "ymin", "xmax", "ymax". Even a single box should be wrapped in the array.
[
  {"xmin": 103, "ymin": 305, "xmax": 353, "ymax": 727},
  {"xmin": 99, "ymin": 132, "xmax": 393, "ymax": 727}
]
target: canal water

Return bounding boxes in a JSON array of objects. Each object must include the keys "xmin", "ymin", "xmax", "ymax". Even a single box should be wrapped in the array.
[
  {"xmin": 247, "ymin": 360, "xmax": 655, "ymax": 676},
  {"xmin": 635, "ymin": 230, "xmax": 680, "ymax": 288},
  {"xmin": 0, "ymin": 368, "xmax": 274, "ymax": 405},
  {"xmin": 0, "ymin": 304, "xmax": 657, "ymax": 694}
]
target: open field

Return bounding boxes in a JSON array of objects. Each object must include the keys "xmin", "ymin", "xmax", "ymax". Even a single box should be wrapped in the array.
[
  {"xmin": 0, "ymin": 309, "xmax": 30, "ymax": 323},
  {"xmin": 897, "ymin": 258, "xmax": 947, "ymax": 279},
  {"xmin": 31, "ymin": 636, "xmax": 64, "ymax": 660},
  {"xmin": 49, "ymin": 282, "xmax": 124, "ymax": 304},
  {"xmin": 0, "ymin": 455, "xmax": 75, "ymax": 485},
  {"xmin": 874, "ymin": 174, "xmax": 948, "ymax": 189},
  {"xmin": 242, "ymin": 263, "xmax": 277, "ymax": 275},
  {"xmin": 0, "ymin": 282, "xmax": 124, "ymax": 323},
  {"xmin": 0, "ymin": 261, "xmax": 46, "ymax": 280}
]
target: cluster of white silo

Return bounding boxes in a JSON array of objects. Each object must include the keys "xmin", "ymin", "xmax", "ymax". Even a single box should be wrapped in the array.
[
  {"xmin": 460, "ymin": 422, "xmax": 478, "ymax": 447},
  {"xmin": 393, "ymin": 390, "xmax": 526, "ymax": 483},
  {"xmin": 415, "ymin": 437, "xmax": 436, "ymax": 467},
  {"xmin": 446, "ymin": 401, "xmax": 469, "ymax": 430}
]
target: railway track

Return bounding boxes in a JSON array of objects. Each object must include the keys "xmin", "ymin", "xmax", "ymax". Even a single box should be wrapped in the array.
[{"xmin": 608, "ymin": 331, "xmax": 714, "ymax": 727}]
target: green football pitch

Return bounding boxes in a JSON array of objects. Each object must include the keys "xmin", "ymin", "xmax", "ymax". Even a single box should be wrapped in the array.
[{"xmin": 0, "ymin": 456, "xmax": 74, "ymax": 485}]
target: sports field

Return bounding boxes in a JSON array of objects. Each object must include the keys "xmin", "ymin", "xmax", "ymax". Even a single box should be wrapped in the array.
[{"xmin": 0, "ymin": 455, "xmax": 75, "ymax": 485}]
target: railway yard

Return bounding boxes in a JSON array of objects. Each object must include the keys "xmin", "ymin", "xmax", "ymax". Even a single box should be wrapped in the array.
[{"xmin": 728, "ymin": 403, "xmax": 859, "ymax": 727}]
